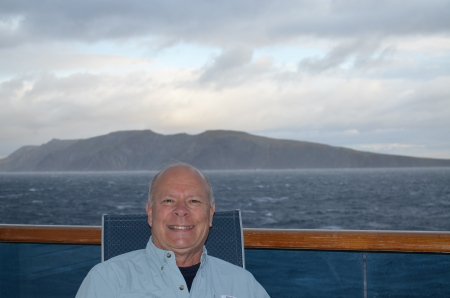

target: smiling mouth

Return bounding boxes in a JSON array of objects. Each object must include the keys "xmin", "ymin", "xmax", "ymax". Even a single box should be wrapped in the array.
[{"xmin": 169, "ymin": 225, "xmax": 194, "ymax": 230}]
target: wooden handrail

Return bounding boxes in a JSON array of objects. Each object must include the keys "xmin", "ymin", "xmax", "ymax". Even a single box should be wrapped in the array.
[
  {"xmin": 1, "ymin": 224, "xmax": 449, "ymax": 253},
  {"xmin": 0, "ymin": 225, "xmax": 101, "ymax": 244},
  {"xmin": 244, "ymin": 228, "xmax": 450, "ymax": 253}
]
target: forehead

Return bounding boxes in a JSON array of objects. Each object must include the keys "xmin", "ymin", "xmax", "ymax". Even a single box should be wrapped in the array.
[{"xmin": 153, "ymin": 166, "xmax": 208, "ymax": 196}]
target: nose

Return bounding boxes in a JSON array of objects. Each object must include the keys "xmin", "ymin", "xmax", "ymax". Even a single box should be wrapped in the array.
[{"xmin": 173, "ymin": 201, "xmax": 189, "ymax": 217}]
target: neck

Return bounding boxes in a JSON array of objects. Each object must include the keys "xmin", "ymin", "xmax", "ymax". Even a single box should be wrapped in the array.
[{"xmin": 174, "ymin": 250, "xmax": 203, "ymax": 267}]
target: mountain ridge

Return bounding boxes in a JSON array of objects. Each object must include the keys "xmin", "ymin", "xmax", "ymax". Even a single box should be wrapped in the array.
[{"xmin": 1, "ymin": 129, "xmax": 449, "ymax": 171}]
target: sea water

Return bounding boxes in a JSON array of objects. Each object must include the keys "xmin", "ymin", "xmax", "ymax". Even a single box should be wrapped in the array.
[{"xmin": 1, "ymin": 167, "xmax": 450, "ymax": 230}]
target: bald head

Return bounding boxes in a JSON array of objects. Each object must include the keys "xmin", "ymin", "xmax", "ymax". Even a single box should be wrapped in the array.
[{"xmin": 148, "ymin": 163, "xmax": 214, "ymax": 207}]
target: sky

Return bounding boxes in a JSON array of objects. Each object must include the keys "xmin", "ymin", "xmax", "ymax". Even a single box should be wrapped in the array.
[{"xmin": 1, "ymin": 0, "xmax": 450, "ymax": 160}]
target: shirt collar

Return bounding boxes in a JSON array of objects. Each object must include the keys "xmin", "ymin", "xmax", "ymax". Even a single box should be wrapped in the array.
[{"xmin": 146, "ymin": 237, "xmax": 209, "ymax": 268}]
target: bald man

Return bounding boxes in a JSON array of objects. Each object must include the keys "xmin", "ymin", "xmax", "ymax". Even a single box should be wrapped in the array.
[{"xmin": 76, "ymin": 163, "xmax": 270, "ymax": 298}]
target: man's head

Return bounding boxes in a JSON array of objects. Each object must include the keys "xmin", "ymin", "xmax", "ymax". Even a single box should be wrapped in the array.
[
  {"xmin": 148, "ymin": 163, "xmax": 214, "ymax": 207},
  {"xmin": 146, "ymin": 163, "xmax": 215, "ymax": 265}
]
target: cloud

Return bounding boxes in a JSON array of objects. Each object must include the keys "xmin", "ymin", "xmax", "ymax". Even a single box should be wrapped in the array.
[
  {"xmin": 298, "ymin": 38, "xmax": 395, "ymax": 73},
  {"xmin": 0, "ymin": 44, "xmax": 151, "ymax": 75},
  {"xmin": 197, "ymin": 47, "xmax": 276, "ymax": 88},
  {"xmin": 359, "ymin": 143, "xmax": 425, "ymax": 152},
  {"xmin": 1, "ymin": 0, "xmax": 450, "ymax": 49},
  {"xmin": 2, "ymin": 66, "xmax": 449, "ymax": 147},
  {"xmin": 0, "ymin": 0, "xmax": 449, "ymax": 160},
  {"xmin": 199, "ymin": 48, "xmax": 253, "ymax": 82}
]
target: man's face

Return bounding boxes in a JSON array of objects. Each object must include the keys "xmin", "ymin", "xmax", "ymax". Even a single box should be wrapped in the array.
[{"xmin": 146, "ymin": 166, "xmax": 215, "ymax": 260}]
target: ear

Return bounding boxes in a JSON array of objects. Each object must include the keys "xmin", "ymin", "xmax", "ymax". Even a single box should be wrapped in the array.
[
  {"xmin": 146, "ymin": 201, "xmax": 153, "ymax": 227},
  {"xmin": 209, "ymin": 203, "xmax": 216, "ymax": 227}
]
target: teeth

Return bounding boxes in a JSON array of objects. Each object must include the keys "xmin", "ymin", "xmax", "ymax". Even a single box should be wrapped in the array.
[{"xmin": 169, "ymin": 226, "xmax": 193, "ymax": 230}]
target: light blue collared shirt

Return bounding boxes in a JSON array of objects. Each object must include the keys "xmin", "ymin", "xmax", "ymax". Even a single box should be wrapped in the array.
[{"xmin": 76, "ymin": 237, "xmax": 270, "ymax": 298}]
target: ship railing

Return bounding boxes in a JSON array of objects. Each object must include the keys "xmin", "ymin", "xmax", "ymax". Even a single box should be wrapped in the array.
[
  {"xmin": 1, "ymin": 224, "xmax": 449, "ymax": 253},
  {"xmin": 1, "ymin": 225, "xmax": 450, "ymax": 297}
]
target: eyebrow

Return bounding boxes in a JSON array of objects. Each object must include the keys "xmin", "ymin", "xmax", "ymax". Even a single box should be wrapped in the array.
[{"xmin": 159, "ymin": 193, "xmax": 206, "ymax": 200}]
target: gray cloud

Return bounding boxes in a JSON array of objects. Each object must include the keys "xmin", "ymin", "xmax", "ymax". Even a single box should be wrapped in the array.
[
  {"xmin": 298, "ymin": 38, "xmax": 395, "ymax": 73},
  {"xmin": 198, "ymin": 47, "xmax": 255, "ymax": 86},
  {"xmin": 1, "ymin": 0, "xmax": 449, "ymax": 49},
  {"xmin": 201, "ymin": 48, "xmax": 253, "ymax": 76}
]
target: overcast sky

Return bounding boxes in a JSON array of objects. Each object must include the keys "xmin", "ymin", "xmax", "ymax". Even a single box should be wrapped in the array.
[{"xmin": 1, "ymin": 0, "xmax": 450, "ymax": 159}]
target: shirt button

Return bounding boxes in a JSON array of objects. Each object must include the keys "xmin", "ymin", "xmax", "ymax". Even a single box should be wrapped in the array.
[
  {"xmin": 179, "ymin": 285, "xmax": 185, "ymax": 290},
  {"xmin": 160, "ymin": 266, "xmax": 164, "ymax": 270},
  {"xmin": 166, "ymin": 253, "xmax": 172, "ymax": 258}
]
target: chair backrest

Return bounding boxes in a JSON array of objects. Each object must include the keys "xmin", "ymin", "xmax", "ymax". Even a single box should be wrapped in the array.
[{"xmin": 102, "ymin": 210, "xmax": 245, "ymax": 268}]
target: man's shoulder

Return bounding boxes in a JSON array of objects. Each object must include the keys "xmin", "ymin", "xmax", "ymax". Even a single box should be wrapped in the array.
[
  {"xmin": 93, "ymin": 249, "xmax": 148, "ymax": 272},
  {"xmin": 108, "ymin": 248, "xmax": 147, "ymax": 261},
  {"xmin": 206, "ymin": 255, "xmax": 253, "ymax": 276}
]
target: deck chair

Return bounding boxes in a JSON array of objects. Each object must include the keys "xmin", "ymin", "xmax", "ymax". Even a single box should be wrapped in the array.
[{"xmin": 102, "ymin": 210, "xmax": 245, "ymax": 268}]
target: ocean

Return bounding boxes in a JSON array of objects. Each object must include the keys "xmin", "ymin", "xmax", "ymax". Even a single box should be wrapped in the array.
[
  {"xmin": 1, "ymin": 168, "xmax": 450, "ymax": 297},
  {"xmin": 1, "ymin": 167, "xmax": 450, "ymax": 230}
]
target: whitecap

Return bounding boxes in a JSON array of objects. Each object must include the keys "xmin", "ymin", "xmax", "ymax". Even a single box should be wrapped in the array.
[
  {"xmin": 320, "ymin": 225, "xmax": 342, "ymax": 230},
  {"xmin": 116, "ymin": 205, "xmax": 133, "ymax": 210},
  {"xmin": 368, "ymin": 222, "xmax": 390, "ymax": 228},
  {"xmin": 251, "ymin": 196, "xmax": 289, "ymax": 203}
]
